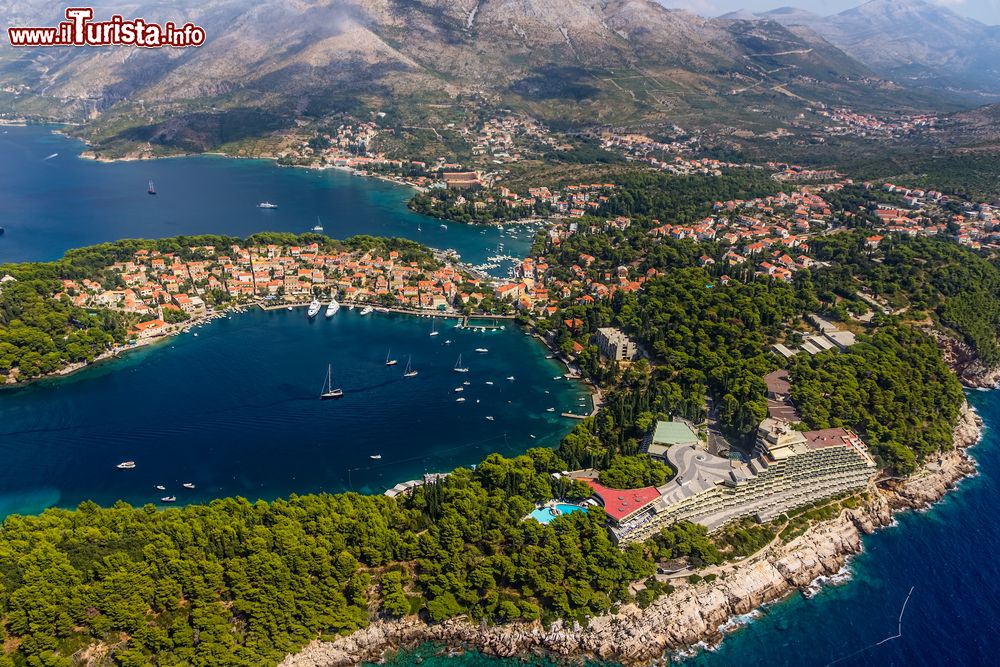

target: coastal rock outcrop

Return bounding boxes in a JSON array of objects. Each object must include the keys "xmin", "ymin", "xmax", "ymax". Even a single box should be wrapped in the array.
[{"xmin": 280, "ymin": 400, "xmax": 983, "ymax": 667}]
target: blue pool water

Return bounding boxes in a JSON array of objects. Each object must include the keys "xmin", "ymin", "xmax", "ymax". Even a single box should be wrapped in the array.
[{"xmin": 529, "ymin": 503, "xmax": 586, "ymax": 524}]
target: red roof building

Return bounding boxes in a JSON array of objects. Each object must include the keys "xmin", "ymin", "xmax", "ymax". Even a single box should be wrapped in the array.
[{"xmin": 585, "ymin": 480, "xmax": 661, "ymax": 524}]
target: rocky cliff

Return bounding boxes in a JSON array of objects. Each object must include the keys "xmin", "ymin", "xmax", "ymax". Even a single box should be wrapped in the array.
[{"xmin": 279, "ymin": 401, "xmax": 983, "ymax": 667}]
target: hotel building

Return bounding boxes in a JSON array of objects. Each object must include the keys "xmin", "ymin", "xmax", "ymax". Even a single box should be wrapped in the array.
[{"xmin": 587, "ymin": 419, "xmax": 877, "ymax": 545}]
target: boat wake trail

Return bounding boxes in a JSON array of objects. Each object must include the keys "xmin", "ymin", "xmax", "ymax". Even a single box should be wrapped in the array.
[{"xmin": 824, "ymin": 586, "xmax": 915, "ymax": 666}]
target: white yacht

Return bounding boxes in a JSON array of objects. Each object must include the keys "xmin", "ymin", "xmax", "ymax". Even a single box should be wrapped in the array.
[
  {"xmin": 403, "ymin": 356, "xmax": 418, "ymax": 377},
  {"xmin": 485, "ymin": 416, "xmax": 495, "ymax": 421},
  {"xmin": 182, "ymin": 483, "xmax": 196, "ymax": 490},
  {"xmin": 385, "ymin": 349, "xmax": 398, "ymax": 366},
  {"xmin": 325, "ymin": 298, "xmax": 340, "ymax": 317},
  {"xmin": 116, "ymin": 461, "xmax": 136, "ymax": 470},
  {"xmin": 369, "ymin": 454, "xmax": 382, "ymax": 460},
  {"xmin": 360, "ymin": 305, "xmax": 374, "ymax": 316},
  {"xmin": 257, "ymin": 201, "xmax": 278, "ymax": 209},
  {"xmin": 453, "ymin": 355, "xmax": 469, "ymax": 373},
  {"xmin": 307, "ymin": 299, "xmax": 322, "ymax": 318},
  {"xmin": 161, "ymin": 496, "xmax": 177, "ymax": 503},
  {"xmin": 475, "ymin": 348, "xmax": 488, "ymax": 353},
  {"xmin": 155, "ymin": 485, "xmax": 166, "ymax": 491}
]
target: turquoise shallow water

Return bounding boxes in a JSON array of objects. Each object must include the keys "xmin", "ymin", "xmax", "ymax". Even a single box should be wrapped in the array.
[{"xmin": 376, "ymin": 390, "xmax": 1000, "ymax": 666}]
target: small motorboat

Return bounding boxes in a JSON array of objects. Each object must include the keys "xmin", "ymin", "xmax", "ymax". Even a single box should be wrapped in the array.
[
  {"xmin": 182, "ymin": 483, "xmax": 196, "ymax": 490},
  {"xmin": 155, "ymin": 485, "xmax": 166, "ymax": 491},
  {"xmin": 506, "ymin": 376, "xmax": 515, "ymax": 381},
  {"xmin": 116, "ymin": 461, "xmax": 136, "ymax": 470},
  {"xmin": 546, "ymin": 408, "xmax": 555, "ymax": 412},
  {"xmin": 161, "ymin": 496, "xmax": 177, "ymax": 503},
  {"xmin": 485, "ymin": 416, "xmax": 495, "ymax": 421},
  {"xmin": 475, "ymin": 348, "xmax": 488, "ymax": 353},
  {"xmin": 370, "ymin": 454, "xmax": 382, "ymax": 460},
  {"xmin": 456, "ymin": 397, "xmax": 466, "ymax": 402},
  {"xmin": 485, "ymin": 381, "xmax": 494, "ymax": 386},
  {"xmin": 454, "ymin": 387, "xmax": 464, "ymax": 392}
]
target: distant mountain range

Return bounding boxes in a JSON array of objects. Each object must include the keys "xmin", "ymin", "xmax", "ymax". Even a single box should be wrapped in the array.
[
  {"xmin": 722, "ymin": 0, "xmax": 1000, "ymax": 101},
  {"xmin": 0, "ymin": 0, "xmax": 956, "ymax": 153}
]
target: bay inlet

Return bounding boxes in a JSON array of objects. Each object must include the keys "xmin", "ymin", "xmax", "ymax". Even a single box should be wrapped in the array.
[{"xmin": 0, "ymin": 126, "xmax": 586, "ymax": 517}]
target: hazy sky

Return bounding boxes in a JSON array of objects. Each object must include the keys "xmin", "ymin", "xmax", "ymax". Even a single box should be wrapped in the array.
[{"xmin": 657, "ymin": 0, "xmax": 1000, "ymax": 24}]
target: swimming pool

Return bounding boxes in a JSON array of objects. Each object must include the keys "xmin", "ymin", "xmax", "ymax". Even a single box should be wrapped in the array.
[{"xmin": 528, "ymin": 503, "xmax": 585, "ymax": 524}]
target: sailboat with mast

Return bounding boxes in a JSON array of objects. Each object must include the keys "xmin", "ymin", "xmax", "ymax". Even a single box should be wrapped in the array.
[
  {"xmin": 429, "ymin": 319, "xmax": 439, "ymax": 337},
  {"xmin": 453, "ymin": 354, "xmax": 469, "ymax": 373},
  {"xmin": 385, "ymin": 349, "xmax": 398, "ymax": 366},
  {"xmin": 147, "ymin": 180, "xmax": 156, "ymax": 195},
  {"xmin": 320, "ymin": 364, "xmax": 344, "ymax": 400},
  {"xmin": 403, "ymin": 356, "xmax": 418, "ymax": 378}
]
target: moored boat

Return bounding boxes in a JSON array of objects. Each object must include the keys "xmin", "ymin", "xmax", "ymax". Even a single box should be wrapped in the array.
[
  {"xmin": 116, "ymin": 461, "xmax": 136, "ymax": 470},
  {"xmin": 307, "ymin": 299, "xmax": 322, "ymax": 318}
]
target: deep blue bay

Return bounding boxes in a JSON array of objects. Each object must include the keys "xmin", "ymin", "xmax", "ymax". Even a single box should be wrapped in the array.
[
  {"xmin": 0, "ymin": 125, "xmax": 584, "ymax": 516},
  {"xmin": 0, "ymin": 124, "xmax": 534, "ymax": 270}
]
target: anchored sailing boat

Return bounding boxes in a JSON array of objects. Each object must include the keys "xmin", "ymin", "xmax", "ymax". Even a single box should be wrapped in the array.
[
  {"xmin": 385, "ymin": 349, "xmax": 398, "ymax": 366},
  {"xmin": 403, "ymin": 356, "xmax": 418, "ymax": 377},
  {"xmin": 453, "ymin": 354, "xmax": 469, "ymax": 373},
  {"xmin": 320, "ymin": 364, "xmax": 344, "ymax": 400},
  {"xmin": 147, "ymin": 180, "xmax": 156, "ymax": 195},
  {"xmin": 429, "ymin": 319, "xmax": 439, "ymax": 336}
]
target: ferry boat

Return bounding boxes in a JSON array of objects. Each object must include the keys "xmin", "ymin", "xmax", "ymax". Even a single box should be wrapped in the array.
[
  {"xmin": 369, "ymin": 454, "xmax": 382, "ymax": 460},
  {"xmin": 320, "ymin": 364, "xmax": 344, "ymax": 400},
  {"xmin": 307, "ymin": 298, "xmax": 322, "ymax": 318},
  {"xmin": 257, "ymin": 201, "xmax": 278, "ymax": 209},
  {"xmin": 453, "ymin": 355, "xmax": 469, "ymax": 373},
  {"xmin": 325, "ymin": 298, "xmax": 340, "ymax": 317},
  {"xmin": 116, "ymin": 461, "xmax": 136, "ymax": 470},
  {"xmin": 147, "ymin": 180, "xmax": 156, "ymax": 195},
  {"xmin": 182, "ymin": 483, "xmax": 196, "ymax": 489},
  {"xmin": 385, "ymin": 349, "xmax": 398, "ymax": 366},
  {"xmin": 403, "ymin": 356, "xmax": 418, "ymax": 377},
  {"xmin": 161, "ymin": 496, "xmax": 177, "ymax": 503},
  {"xmin": 360, "ymin": 305, "xmax": 374, "ymax": 316}
]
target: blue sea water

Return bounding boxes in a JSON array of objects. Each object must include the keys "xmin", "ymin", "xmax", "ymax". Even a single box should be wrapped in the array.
[
  {"xmin": 0, "ymin": 125, "xmax": 533, "ymax": 272},
  {"xmin": 0, "ymin": 126, "xmax": 586, "ymax": 517},
  {"xmin": 377, "ymin": 390, "xmax": 1000, "ymax": 667}
]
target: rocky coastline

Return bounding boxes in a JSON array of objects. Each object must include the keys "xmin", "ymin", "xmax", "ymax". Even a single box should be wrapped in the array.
[{"xmin": 280, "ymin": 402, "xmax": 983, "ymax": 667}]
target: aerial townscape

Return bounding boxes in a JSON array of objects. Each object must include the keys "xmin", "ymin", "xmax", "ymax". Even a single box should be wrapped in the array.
[{"xmin": 1, "ymin": 1, "xmax": 1000, "ymax": 666}]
